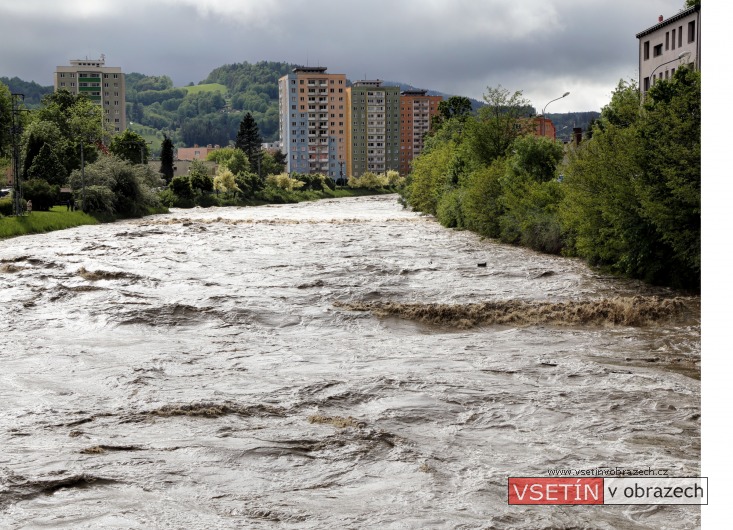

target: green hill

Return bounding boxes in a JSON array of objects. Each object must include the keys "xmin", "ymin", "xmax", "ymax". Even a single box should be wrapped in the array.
[{"xmin": 181, "ymin": 83, "xmax": 228, "ymax": 95}]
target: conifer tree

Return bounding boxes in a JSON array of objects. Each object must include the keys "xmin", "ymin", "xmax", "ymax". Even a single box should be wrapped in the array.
[
  {"xmin": 235, "ymin": 112, "xmax": 263, "ymax": 173},
  {"xmin": 159, "ymin": 135, "xmax": 175, "ymax": 183},
  {"xmin": 27, "ymin": 142, "xmax": 67, "ymax": 187}
]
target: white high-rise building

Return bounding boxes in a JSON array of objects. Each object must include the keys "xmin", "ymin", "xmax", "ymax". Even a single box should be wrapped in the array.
[{"xmin": 54, "ymin": 55, "xmax": 126, "ymax": 133}]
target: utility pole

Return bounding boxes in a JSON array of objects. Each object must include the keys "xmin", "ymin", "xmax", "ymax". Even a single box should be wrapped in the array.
[
  {"xmin": 10, "ymin": 93, "xmax": 25, "ymax": 216},
  {"xmin": 80, "ymin": 141, "xmax": 86, "ymax": 212}
]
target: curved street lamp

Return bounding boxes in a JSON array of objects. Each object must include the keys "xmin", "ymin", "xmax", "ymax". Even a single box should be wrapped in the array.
[
  {"xmin": 541, "ymin": 92, "xmax": 570, "ymax": 137},
  {"xmin": 645, "ymin": 51, "xmax": 691, "ymax": 100}
]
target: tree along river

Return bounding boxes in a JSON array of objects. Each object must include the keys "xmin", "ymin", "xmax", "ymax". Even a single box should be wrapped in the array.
[{"xmin": 0, "ymin": 195, "xmax": 700, "ymax": 528}]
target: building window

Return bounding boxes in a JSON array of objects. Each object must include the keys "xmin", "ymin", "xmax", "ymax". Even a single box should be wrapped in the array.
[
  {"xmin": 665, "ymin": 32, "xmax": 669, "ymax": 50},
  {"xmin": 671, "ymin": 29, "xmax": 676, "ymax": 50},
  {"xmin": 688, "ymin": 21, "xmax": 695, "ymax": 43},
  {"xmin": 643, "ymin": 41, "xmax": 650, "ymax": 60},
  {"xmin": 653, "ymin": 44, "xmax": 663, "ymax": 57},
  {"xmin": 679, "ymin": 26, "xmax": 683, "ymax": 47}
]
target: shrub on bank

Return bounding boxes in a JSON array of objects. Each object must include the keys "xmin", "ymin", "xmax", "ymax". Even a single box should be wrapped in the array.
[
  {"xmin": 0, "ymin": 196, "xmax": 13, "ymax": 216},
  {"xmin": 266, "ymin": 173, "xmax": 305, "ymax": 191},
  {"xmin": 68, "ymin": 156, "xmax": 164, "ymax": 215},
  {"xmin": 348, "ymin": 171, "xmax": 389, "ymax": 189},
  {"xmin": 22, "ymin": 179, "xmax": 60, "ymax": 211}
]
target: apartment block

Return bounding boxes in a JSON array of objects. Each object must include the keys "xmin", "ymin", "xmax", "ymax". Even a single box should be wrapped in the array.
[
  {"xmin": 636, "ymin": 4, "xmax": 700, "ymax": 95},
  {"xmin": 54, "ymin": 55, "xmax": 126, "ymax": 133},
  {"xmin": 399, "ymin": 90, "xmax": 441, "ymax": 175},
  {"xmin": 278, "ymin": 66, "xmax": 348, "ymax": 179},
  {"xmin": 346, "ymin": 80, "xmax": 400, "ymax": 178}
]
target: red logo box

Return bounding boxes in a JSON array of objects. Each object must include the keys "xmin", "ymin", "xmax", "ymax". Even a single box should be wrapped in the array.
[{"xmin": 508, "ymin": 477, "xmax": 604, "ymax": 505}]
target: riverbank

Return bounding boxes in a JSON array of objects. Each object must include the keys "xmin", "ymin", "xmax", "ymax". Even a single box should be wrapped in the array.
[
  {"xmin": 0, "ymin": 189, "xmax": 395, "ymax": 240},
  {"xmin": 162, "ymin": 186, "xmax": 397, "ymax": 208},
  {"xmin": 0, "ymin": 206, "xmax": 101, "ymax": 240}
]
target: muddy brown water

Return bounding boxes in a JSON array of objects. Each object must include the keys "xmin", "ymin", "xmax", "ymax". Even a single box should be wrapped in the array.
[{"xmin": 0, "ymin": 195, "xmax": 700, "ymax": 528}]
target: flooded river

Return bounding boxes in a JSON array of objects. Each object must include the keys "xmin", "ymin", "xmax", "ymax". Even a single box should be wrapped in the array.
[{"xmin": 0, "ymin": 195, "xmax": 700, "ymax": 528}]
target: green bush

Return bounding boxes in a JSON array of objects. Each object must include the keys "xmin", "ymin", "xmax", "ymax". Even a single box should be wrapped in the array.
[
  {"xmin": 170, "ymin": 175, "xmax": 193, "ymax": 200},
  {"xmin": 22, "ymin": 179, "xmax": 59, "ymax": 211},
  {"xmin": 235, "ymin": 171, "xmax": 264, "ymax": 198},
  {"xmin": 436, "ymin": 187, "xmax": 466, "ymax": 229},
  {"xmin": 461, "ymin": 160, "xmax": 505, "ymax": 238},
  {"xmin": 348, "ymin": 171, "xmax": 388, "ymax": 189},
  {"xmin": 158, "ymin": 188, "xmax": 178, "ymax": 207},
  {"xmin": 0, "ymin": 196, "xmax": 13, "ymax": 216},
  {"xmin": 76, "ymin": 185, "xmax": 116, "ymax": 214},
  {"xmin": 68, "ymin": 156, "xmax": 163, "ymax": 216},
  {"xmin": 266, "ymin": 173, "xmax": 305, "ymax": 191},
  {"xmin": 292, "ymin": 172, "xmax": 336, "ymax": 191},
  {"xmin": 195, "ymin": 193, "xmax": 219, "ymax": 207}
]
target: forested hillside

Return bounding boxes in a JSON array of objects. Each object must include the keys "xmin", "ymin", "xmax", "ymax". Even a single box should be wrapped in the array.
[
  {"xmin": 126, "ymin": 61, "xmax": 291, "ymax": 150},
  {"xmin": 0, "ymin": 77, "xmax": 53, "ymax": 108}
]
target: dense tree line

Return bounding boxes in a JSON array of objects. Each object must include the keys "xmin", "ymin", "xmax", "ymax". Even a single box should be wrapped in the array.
[
  {"xmin": 403, "ymin": 70, "xmax": 700, "ymax": 290},
  {"xmin": 0, "ymin": 77, "xmax": 53, "ymax": 108},
  {"xmin": 0, "ymin": 87, "xmax": 163, "ymax": 216}
]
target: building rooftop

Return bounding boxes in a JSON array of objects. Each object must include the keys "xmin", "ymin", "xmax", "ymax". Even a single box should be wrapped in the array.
[
  {"xmin": 353, "ymin": 80, "xmax": 383, "ymax": 87},
  {"xmin": 293, "ymin": 66, "xmax": 328, "ymax": 74},
  {"xmin": 67, "ymin": 54, "xmax": 107, "ymax": 67},
  {"xmin": 636, "ymin": 5, "xmax": 699, "ymax": 38}
]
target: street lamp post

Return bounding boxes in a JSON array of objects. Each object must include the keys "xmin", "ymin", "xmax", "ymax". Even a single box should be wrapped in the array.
[
  {"xmin": 645, "ymin": 51, "xmax": 691, "ymax": 100},
  {"xmin": 541, "ymin": 92, "xmax": 570, "ymax": 138},
  {"xmin": 80, "ymin": 141, "xmax": 86, "ymax": 212}
]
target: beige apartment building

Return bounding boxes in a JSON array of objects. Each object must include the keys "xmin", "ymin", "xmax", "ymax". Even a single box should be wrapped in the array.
[
  {"xmin": 278, "ymin": 66, "xmax": 348, "ymax": 180},
  {"xmin": 636, "ymin": 4, "xmax": 700, "ymax": 95},
  {"xmin": 54, "ymin": 55, "xmax": 126, "ymax": 133}
]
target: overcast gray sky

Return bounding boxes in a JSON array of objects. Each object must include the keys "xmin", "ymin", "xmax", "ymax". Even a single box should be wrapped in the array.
[{"xmin": 1, "ymin": 0, "xmax": 693, "ymax": 112}]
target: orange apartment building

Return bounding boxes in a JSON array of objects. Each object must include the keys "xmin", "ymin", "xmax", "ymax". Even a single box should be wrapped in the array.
[
  {"xmin": 176, "ymin": 144, "xmax": 220, "ymax": 161},
  {"xmin": 399, "ymin": 90, "xmax": 441, "ymax": 175},
  {"xmin": 533, "ymin": 116, "xmax": 556, "ymax": 140}
]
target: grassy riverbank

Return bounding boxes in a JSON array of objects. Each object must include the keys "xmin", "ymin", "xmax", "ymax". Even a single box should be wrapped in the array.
[
  {"xmin": 0, "ymin": 206, "xmax": 100, "ymax": 239},
  {"xmin": 0, "ymin": 189, "xmax": 394, "ymax": 240}
]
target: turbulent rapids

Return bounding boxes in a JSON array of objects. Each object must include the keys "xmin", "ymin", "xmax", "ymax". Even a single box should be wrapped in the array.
[
  {"xmin": 335, "ymin": 296, "xmax": 693, "ymax": 329},
  {"xmin": 0, "ymin": 195, "xmax": 700, "ymax": 528}
]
